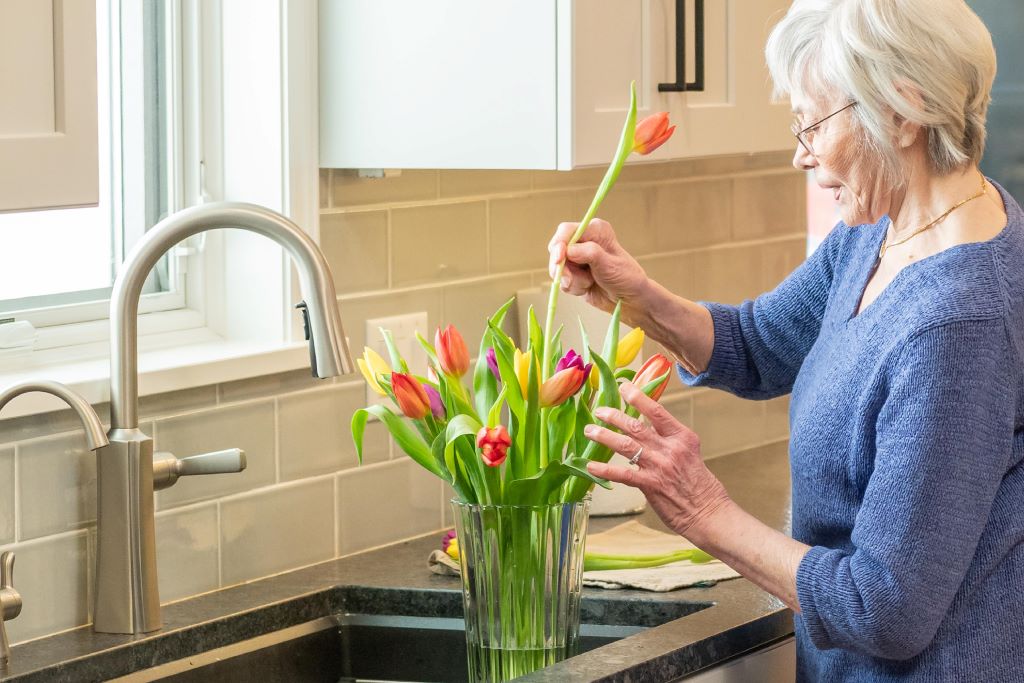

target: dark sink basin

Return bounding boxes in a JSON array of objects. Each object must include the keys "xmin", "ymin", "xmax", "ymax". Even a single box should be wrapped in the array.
[{"xmin": 120, "ymin": 589, "xmax": 712, "ymax": 683}]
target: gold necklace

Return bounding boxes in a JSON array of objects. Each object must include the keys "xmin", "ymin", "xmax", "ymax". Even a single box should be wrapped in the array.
[{"xmin": 878, "ymin": 174, "xmax": 988, "ymax": 259}]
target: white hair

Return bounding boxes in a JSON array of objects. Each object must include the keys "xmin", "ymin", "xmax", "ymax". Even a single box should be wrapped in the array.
[{"xmin": 766, "ymin": 0, "xmax": 996, "ymax": 185}]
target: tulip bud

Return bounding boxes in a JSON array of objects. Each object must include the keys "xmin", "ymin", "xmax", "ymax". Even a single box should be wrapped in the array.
[
  {"xmin": 615, "ymin": 328, "xmax": 645, "ymax": 368},
  {"xmin": 423, "ymin": 383, "xmax": 446, "ymax": 420},
  {"xmin": 513, "ymin": 348, "xmax": 532, "ymax": 396},
  {"xmin": 446, "ymin": 537, "xmax": 460, "ymax": 561},
  {"xmin": 632, "ymin": 112, "xmax": 676, "ymax": 155},
  {"xmin": 539, "ymin": 364, "xmax": 590, "ymax": 408},
  {"xmin": 633, "ymin": 354, "xmax": 673, "ymax": 401},
  {"xmin": 486, "ymin": 347, "xmax": 501, "ymax": 382},
  {"xmin": 357, "ymin": 347, "xmax": 391, "ymax": 396},
  {"xmin": 441, "ymin": 529, "xmax": 456, "ymax": 553},
  {"xmin": 392, "ymin": 372, "xmax": 432, "ymax": 419},
  {"xmin": 435, "ymin": 325, "xmax": 470, "ymax": 377},
  {"xmin": 476, "ymin": 425, "xmax": 512, "ymax": 467}
]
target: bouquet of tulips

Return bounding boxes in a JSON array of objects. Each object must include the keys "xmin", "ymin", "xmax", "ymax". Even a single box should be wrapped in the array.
[{"xmin": 351, "ymin": 83, "xmax": 676, "ymax": 506}]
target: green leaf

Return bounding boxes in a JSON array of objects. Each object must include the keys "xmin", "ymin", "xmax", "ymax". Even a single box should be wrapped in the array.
[
  {"xmin": 600, "ymin": 300, "xmax": 623, "ymax": 371},
  {"xmin": 522, "ymin": 348, "xmax": 542, "ymax": 478},
  {"xmin": 351, "ymin": 409, "xmax": 369, "ymax": 466},
  {"xmin": 573, "ymin": 398, "xmax": 594, "ymax": 459},
  {"xmin": 615, "ymin": 368, "xmax": 637, "ymax": 381},
  {"xmin": 528, "ymin": 305, "xmax": 544, "ymax": 359},
  {"xmin": 487, "ymin": 385, "xmax": 507, "ymax": 428},
  {"xmin": 415, "ymin": 331, "xmax": 439, "ymax": 367},
  {"xmin": 362, "ymin": 405, "xmax": 443, "ymax": 478},
  {"xmin": 547, "ymin": 399, "xmax": 576, "ymax": 463},
  {"xmin": 563, "ymin": 457, "xmax": 613, "ymax": 490},
  {"xmin": 590, "ymin": 351, "xmax": 621, "ymax": 412},
  {"xmin": 380, "ymin": 328, "xmax": 410, "ymax": 374}
]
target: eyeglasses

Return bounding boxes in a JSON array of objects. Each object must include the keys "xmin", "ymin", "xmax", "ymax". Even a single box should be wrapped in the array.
[{"xmin": 791, "ymin": 101, "xmax": 857, "ymax": 156}]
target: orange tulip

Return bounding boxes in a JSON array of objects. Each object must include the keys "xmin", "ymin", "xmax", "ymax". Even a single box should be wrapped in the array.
[
  {"xmin": 391, "ymin": 372, "xmax": 431, "ymax": 419},
  {"xmin": 477, "ymin": 425, "xmax": 512, "ymax": 467},
  {"xmin": 435, "ymin": 325, "xmax": 470, "ymax": 377},
  {"xmin": 539, "ymin": 366, "xmax": 589, "ymax": 408},
  {"xmin": 632, "ymin": 112, "xmax": 675, "ymax": 155},
  {"xmin": 633, "ymin": 354, "xmax": 673, "ymax": 401}
]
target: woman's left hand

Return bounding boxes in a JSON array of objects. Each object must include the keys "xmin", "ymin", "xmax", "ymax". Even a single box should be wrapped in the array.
[{"xmin": 584, "ymin": 382, "xmax": 732, "ymax": 538}]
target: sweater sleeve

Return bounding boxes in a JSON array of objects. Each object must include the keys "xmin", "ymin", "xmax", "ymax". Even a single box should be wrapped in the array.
[
  {"xmin": 796, "ymin": 318, "xmax": 1017, "ymax": 661},
  {"xmin": 678, "ymin": 225, "xmax": 845, "ymax": 399}
]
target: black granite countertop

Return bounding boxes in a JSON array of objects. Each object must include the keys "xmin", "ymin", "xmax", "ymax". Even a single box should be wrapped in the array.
[{"xmin": 0, "ymin": 441, "xmax": 794, "ymax": 683}]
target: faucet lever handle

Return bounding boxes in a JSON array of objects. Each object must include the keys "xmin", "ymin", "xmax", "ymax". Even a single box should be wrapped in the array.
[
  {"xmin": 1, "ymin": 551, "xmax": 23, "ymax": 668},
  {"xmin": 153, "ymin": 449, "xmax": 247, "ymax": 490}
]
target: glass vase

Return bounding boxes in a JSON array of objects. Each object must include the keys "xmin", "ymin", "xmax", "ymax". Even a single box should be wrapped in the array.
[{"xmin": 451, "ymin": 498, "xmax": 590, "ymax": 683}]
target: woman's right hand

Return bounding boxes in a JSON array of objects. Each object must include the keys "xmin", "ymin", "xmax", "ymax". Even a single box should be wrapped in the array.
[{"xmin": 547, "ymin": 218, "xmax": 649, "ymax": 315}]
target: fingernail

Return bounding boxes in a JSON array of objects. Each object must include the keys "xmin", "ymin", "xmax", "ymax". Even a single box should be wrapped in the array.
[
  {"xmin": 593, "ymin": 408, "xmax": 607, "ymax": 419},
  {"xmin": 561, "ymin": 276, "xmax": 570, "ymax": 289},
  {"xmin": 583, "ymin": 425, "xmax": 595, "ymax": 436}
]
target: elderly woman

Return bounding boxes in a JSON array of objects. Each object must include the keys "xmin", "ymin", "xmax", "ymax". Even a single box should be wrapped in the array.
[{"xmin": 550, "ymin": 0, "xmax": 1021, "ymax": 679}]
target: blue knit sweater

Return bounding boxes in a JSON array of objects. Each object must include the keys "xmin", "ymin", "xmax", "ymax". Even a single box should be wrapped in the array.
[{"xmin": 680, "ymin": 180, "xmax": 1024, "ymax": 681}]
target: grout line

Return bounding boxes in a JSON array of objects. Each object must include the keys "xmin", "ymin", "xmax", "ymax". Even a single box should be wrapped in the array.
[
  {"xmin": 318, "ymin": 167, "xmax": 800, "ymax": 215},
  {"xmin": 484, "ymin": 198, "xmax": 492, "ymax": 274},
  {"xmin": 216, "ymin": 502, "xmax": 223, "ymax": 587},
  {"xmin": 273, "ymin": 397, "xmax": 281, "ymax": 483},
  {"xmin": 386, "ymin": 208, "xmax": 393, "ymax": 289},
  {"xmin": 333, "ymin": 475, "xmax": 340, "ymax": 558},
  {"xmin": 327, "ymin": 169, "xmax": 334, "ymax": 209},
  {"xmin": 12, "ymin": 445, "xmax": 19, "ymax": 543}
]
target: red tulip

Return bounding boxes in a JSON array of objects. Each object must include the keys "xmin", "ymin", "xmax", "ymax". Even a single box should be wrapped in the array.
[
  {"xmin": 476, "ymin": 425, "xmax": 512, "ymax": 467},
  {"xmin": 435, "ymin": 325, "xmax": 470, "ymax": 377},
  {"xmin": 633, "ymin": 112, "xmax": 676, "ymax": 155},
  {"xmin": 539, "ymin": 366, "xmax": 590, "ymax": 407},
  {"xmin": 392, "ymin": 372, "xmax": 431, "ymax": 419},
  {"xmin": 633, "ymin": 354, "xmax": 673, "ymax": 401}
]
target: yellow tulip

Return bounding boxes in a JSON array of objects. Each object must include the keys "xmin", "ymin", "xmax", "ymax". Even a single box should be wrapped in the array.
[
  {"xmin": 357, "ymin": 347, "xmax": 391, "ymax": 395},
  {"xmin": 513, "ymin": 348, "xmax": 532, "ymax": 396},
  {"xmin": 616, "ymin": 328, "xmax": 645, "ymax": 368}
]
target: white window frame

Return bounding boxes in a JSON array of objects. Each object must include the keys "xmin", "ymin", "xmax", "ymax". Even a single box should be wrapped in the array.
[{"xmin": 1, "ymin": 0, "xmax": 323, "ymax": 419}]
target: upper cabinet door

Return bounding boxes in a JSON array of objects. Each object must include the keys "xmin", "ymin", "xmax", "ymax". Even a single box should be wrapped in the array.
[
  {"xmin": 319, "ymin": 0, "xmax": 557, "ymax": 170},
  {"xmin": 0, "ymin": 0, "xmax": 99, "ymax": 212},
  {"xmin": 319, "ymin": 0, "xmax": 792, "ymax": 170}
]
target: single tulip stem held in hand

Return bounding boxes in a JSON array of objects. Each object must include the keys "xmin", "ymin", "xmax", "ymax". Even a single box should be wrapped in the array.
[{"xmin": 542, "ymin": 82, "xmax": 675, "ymax": 381}]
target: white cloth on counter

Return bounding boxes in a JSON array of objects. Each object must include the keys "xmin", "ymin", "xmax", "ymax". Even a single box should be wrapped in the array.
[{"xmin": 427, "ymin": 520, "xmax": 740, "ymax": 592}]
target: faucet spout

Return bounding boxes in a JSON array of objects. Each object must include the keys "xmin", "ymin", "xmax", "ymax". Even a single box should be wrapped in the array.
[
  {"xmin": 96, "ymin": 202, "xmax": 353, "ymax": 635},
  {"xmin": 110, "ymin": 201, "xmax": 353, "ymax": 430},
  {"xmin": 0, "ymin": 381, "xmax": 109, "ymax": 450}
]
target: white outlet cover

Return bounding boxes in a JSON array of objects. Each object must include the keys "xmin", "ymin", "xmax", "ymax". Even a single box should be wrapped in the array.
[{"xmin": 364, "ymin": 312, "xmax": 429, "ymax": 406}]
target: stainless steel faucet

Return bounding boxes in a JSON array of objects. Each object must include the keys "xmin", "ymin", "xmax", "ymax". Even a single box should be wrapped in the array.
[
  {"xmin": 97, "ymin": 202, "xmax": 353, "ymax": 634},
  {"xmin": 0, "ymin": 380, "xmax": 110, "ymax": 667}
]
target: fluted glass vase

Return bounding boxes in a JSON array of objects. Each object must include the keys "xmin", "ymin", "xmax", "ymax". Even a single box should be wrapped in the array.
[{"xmin": 451, "ymin": 498, "xmax": 590, "ymax": 682}]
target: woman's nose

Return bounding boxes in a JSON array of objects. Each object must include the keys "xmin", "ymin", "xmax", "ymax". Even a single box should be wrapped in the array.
[{"xmin": 793, "ymin": 143, "xmax": 817, "ymax": 171}]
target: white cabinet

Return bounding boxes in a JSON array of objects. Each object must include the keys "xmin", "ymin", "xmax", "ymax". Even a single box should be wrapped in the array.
[
  {"xmin": 319, "ymin": 0, "xmax": 794, "ymax": 170},
  {"xmin": 0, "ymin": 0, "xmax": 98, "ymax": 212}
]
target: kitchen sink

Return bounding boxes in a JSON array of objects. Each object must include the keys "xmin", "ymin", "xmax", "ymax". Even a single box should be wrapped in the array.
[{"xmin": 111, "ymin": 588, "xmax": 712, "ymax": 683}]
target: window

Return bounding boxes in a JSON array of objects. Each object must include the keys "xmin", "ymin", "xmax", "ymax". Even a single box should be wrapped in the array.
[{"xmin": 0, "ymin": 0, "xmax": 191, "ymax": 340}]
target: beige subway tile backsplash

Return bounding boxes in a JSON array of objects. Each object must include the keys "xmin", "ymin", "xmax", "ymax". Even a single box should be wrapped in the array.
[
  {"xmin": 220, "ymin": 478, "xmax": 335, "ymax": 586},
  {"xmin": 573, "ymin": 185, "xmax": 656, "ymax": 257},
  {"xmin": 691, "ymin": 244, "xmax": 766, "ymax": 306},
  {"xmin": 18, "ymin": 432, "xmax": 97, "ymax": 541},
  {"xmin": 441, "ymin": 274, "xmax": 532, "ymax": 352},
  {"xmin": 692, "ymin": 390, "xmax": 769, "ymax": 459},
  {"xmin": 2, "ymin": 532, "xmax": 90, "ymax": 644},
  {"xmin": 391, "ymin": 201, "xmax": 488, "ymax": 287},
  {"xmin": 336, "ymin": 459, "xmax": 443, "ymax": 555},
  {"xmin": 732, "ymin": 172, "xmax": 806, "ymax": 240},
  {"xmin": 278, "ymin": 386, "xmax": 360, "ymax": 480},
  {"xmin": 650, "ymin": 179, "xmax": 733, "ymax": 251},
  {"xmin": 439, "ymin": 169, "xmax": 532, "ymax": 198},
  {"xmin": 155, "ymin": 401, "xmax": 276, "ymax": 509},
  {"xmin": 155, "ymin": 504, "xmax": 220, "ymax": 603},
  {"xmin": 489, "ymin": 193, "xmax": 574, "ymax": 273},
  {"xmin": 320, "ymin": 210, "xmax": 390, "ymax": 294}
]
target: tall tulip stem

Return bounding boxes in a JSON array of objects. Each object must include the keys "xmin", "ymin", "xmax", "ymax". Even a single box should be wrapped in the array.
[{"xmin": 542, "ymin": 82, "xmax": 638, "ymax": 382}]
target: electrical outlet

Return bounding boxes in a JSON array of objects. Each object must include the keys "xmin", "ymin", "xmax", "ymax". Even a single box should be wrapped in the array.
[{"xmin": 364, "ymin": 311, "xmax": 429, "ymax": 405}]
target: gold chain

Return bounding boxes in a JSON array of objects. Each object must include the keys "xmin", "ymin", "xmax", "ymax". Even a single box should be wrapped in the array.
[{"xmin": 878, "ymin": 174, "xmax": 988, "ymax": 259}]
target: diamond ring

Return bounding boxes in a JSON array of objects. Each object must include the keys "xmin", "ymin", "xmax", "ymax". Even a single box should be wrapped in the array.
[{"xmin": 628, "ymin": 447, "xmax": 643, "ymax": 466}]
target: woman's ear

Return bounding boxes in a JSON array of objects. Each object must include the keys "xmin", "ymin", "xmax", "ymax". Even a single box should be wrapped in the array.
[{"xmin": 892, "ymin": 81, "xmax": 925, "ymax": 149}]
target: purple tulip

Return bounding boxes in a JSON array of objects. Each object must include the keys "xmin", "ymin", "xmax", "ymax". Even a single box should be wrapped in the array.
[
  {"xmin": 555, "ymin": 349, "xmax": 593, "ymax": 384},
  {"xmin": 486, "ymin": 347, "xmax": 501, "ymax": 382},
  {"xmin": 423, "ymin": 383, "xmax": 446, "ymax": 420}
]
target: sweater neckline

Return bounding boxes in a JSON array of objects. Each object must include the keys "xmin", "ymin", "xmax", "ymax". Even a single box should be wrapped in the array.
[{"xmin": 846, "ymin": 178, "xmax": 1017, "ymax": 323}]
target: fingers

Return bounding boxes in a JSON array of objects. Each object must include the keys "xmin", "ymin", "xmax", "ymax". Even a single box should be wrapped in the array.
[
  {"xmin": 586, "ymin": 460, "xmax": 643, "ymax": 488},
  {"xmin": 583, "ymin": 422, "xmax": 643, "ymax": 456},
  {"xmin": 618, "ymin": 382, "xmax": 683, "ymax": 437},
  {"xmin": 559, "ymin": 262, "xmax": 595, "ymax": 296},
  {"xmin": 548, "ymin": 219, "xmax": 614, "ymax": 278},
  {"xmin": 591, "ymin": 405, "xmax": 651, "ymax": 445},
  {"xmin": 548, "ymin": 222, "xmax": 579, "ymax": 276}
]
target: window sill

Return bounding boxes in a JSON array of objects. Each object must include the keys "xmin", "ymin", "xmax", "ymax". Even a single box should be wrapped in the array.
[{"xmin": 0, "ymin": 329, "xmax": 313, "ymax": 420}]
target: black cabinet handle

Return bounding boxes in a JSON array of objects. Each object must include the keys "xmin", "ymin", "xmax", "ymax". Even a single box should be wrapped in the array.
[{"xmin": 659, "ymin": 0, "xmax": 705, "ymax": 92}]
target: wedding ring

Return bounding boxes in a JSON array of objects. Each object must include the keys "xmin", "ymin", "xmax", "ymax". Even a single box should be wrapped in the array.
[{"xmin": 628, "ymin": 447, "xmax": 644, "ymax": 466}]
